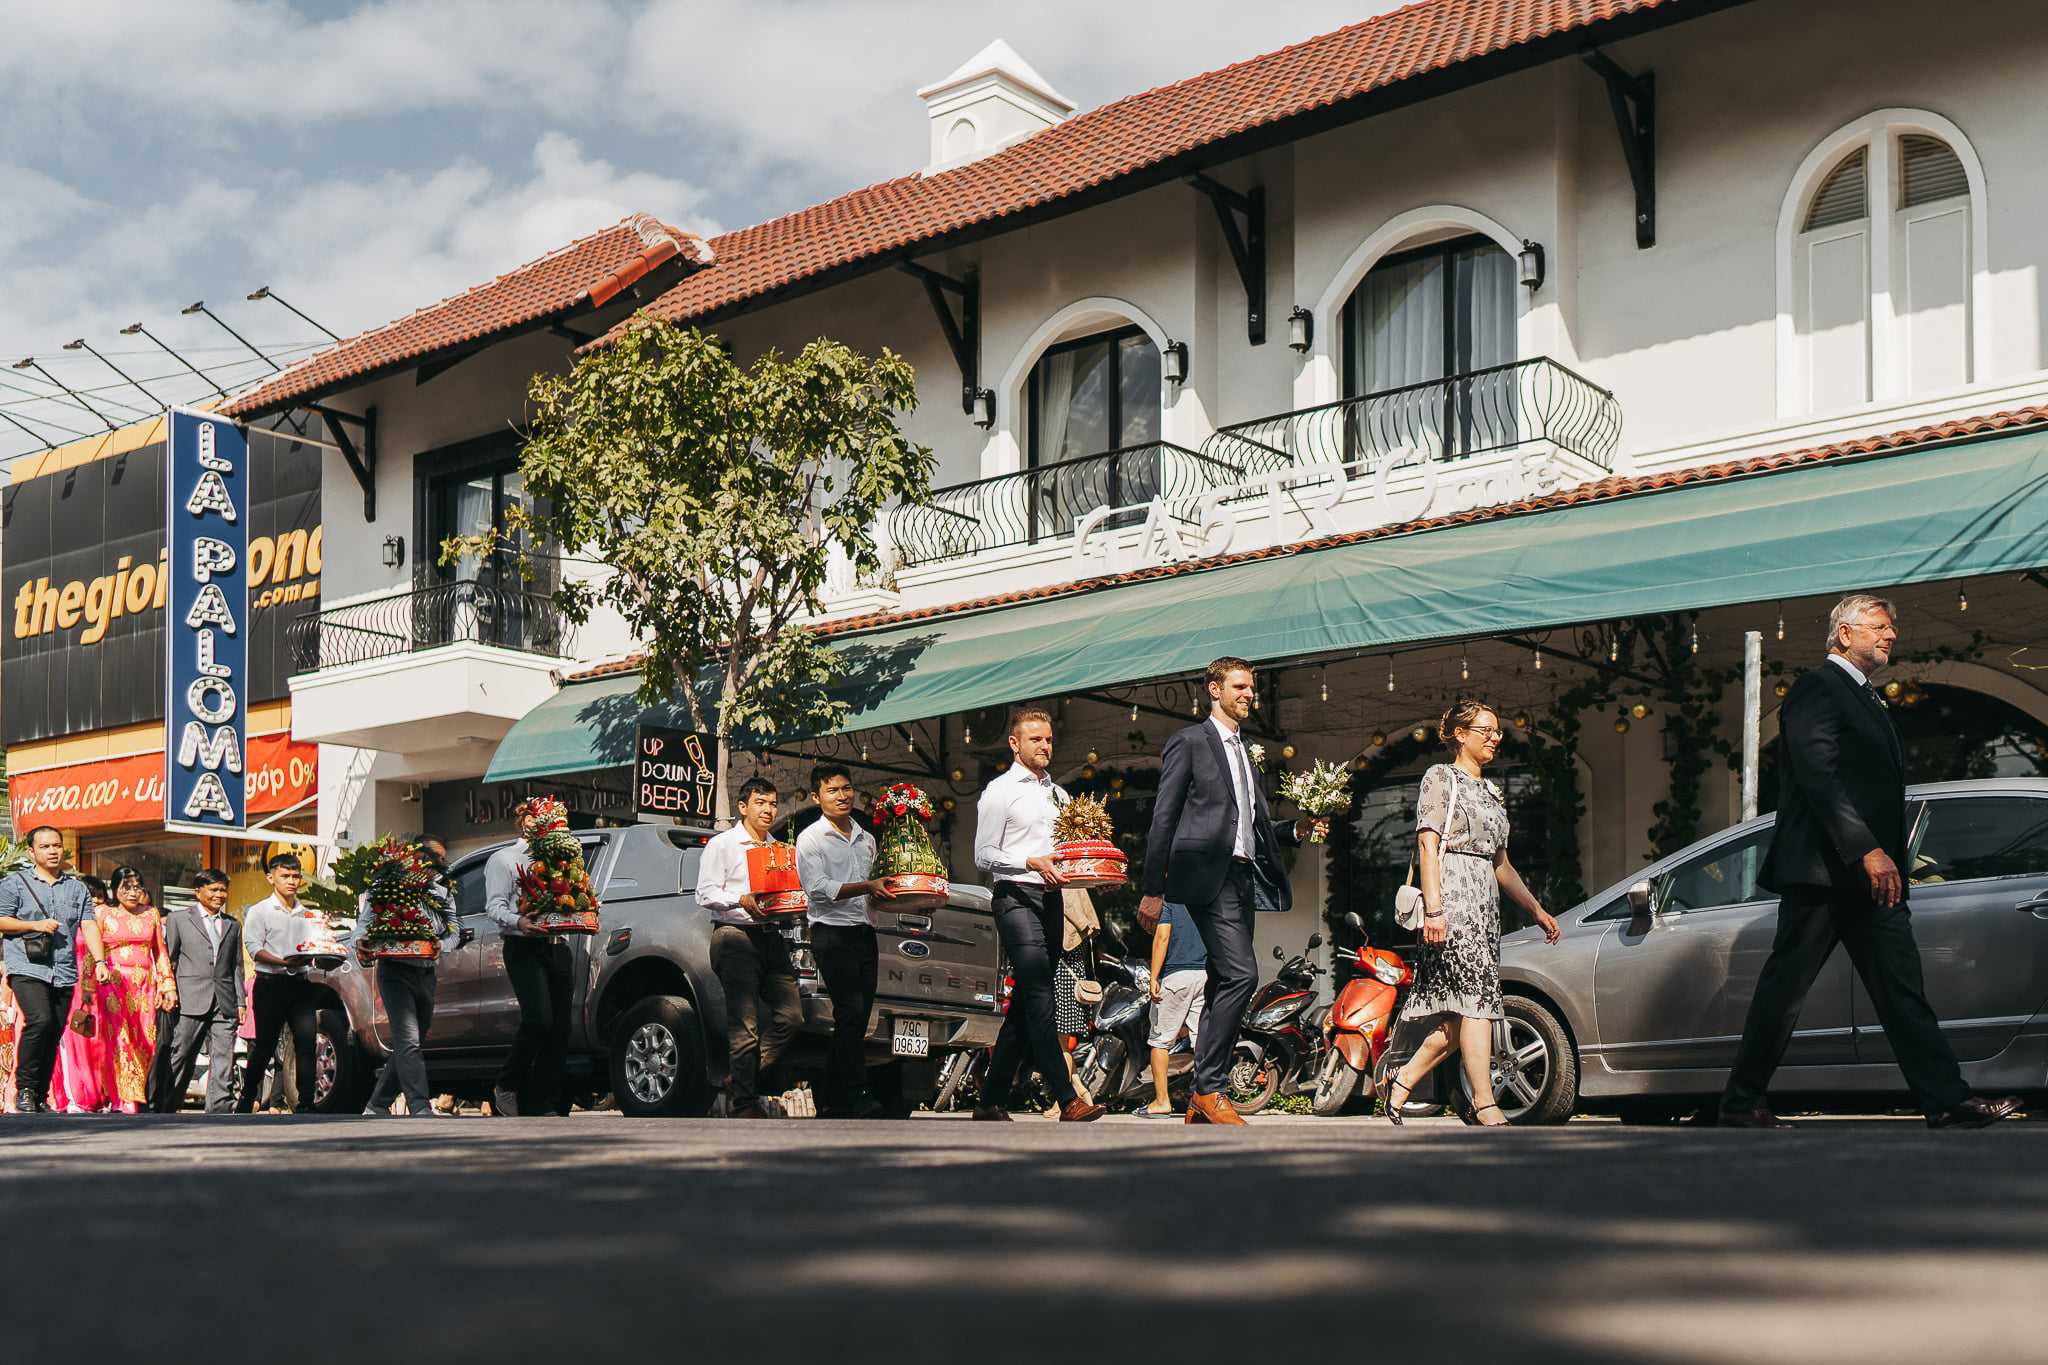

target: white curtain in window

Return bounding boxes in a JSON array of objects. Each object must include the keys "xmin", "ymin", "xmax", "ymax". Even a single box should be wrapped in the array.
[
  {"xmin": 1032, "ymin": 350, "xmax": 1077, "ymax": 465},
  {"xmin": 1354, "ymin": 254, "xmax": 1445, "ymax": 394}
]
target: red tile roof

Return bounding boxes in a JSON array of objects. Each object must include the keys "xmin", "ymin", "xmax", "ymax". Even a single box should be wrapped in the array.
[
  {"xmin": 223, "ymin": 215, "xmax": 713, "ymax": 417},
  {"xmin": 564, "ymin": 402, "xmax": 2048, "ymax": 683},
  {"xmin": 606, "ymin": 0, "xmax": 1724, "ymax": 342}
]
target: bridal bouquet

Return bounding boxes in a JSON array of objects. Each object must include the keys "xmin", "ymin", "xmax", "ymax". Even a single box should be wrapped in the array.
[
  {"xmin": 1050, "ymin": 793, "xmax": 1127, "ymax": 888},
  {"xmin": 515, "ymin": 797, "xmax": 602, "ymax": 934},
  {"xmin": 1279, "ymin": 759, "xmax": 1354, "ymax": 843},
  {"xmin": 869, "ymin": 782, "xmax": 950, "ymax": 911}
]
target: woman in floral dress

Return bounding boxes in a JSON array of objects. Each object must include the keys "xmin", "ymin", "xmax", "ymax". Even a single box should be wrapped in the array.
[
  {"xmin": 92, "ymin": 867, "xmax": 171, "ymax": 1113},
  {"xmin": 1385, "ymin": 701, "xmax": 1561, "ymax": 1127}
]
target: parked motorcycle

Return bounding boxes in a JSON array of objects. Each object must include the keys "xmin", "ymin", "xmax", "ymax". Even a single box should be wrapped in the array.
[
  {"xmin": 1227, "ymin": 932, "xmax": 1325, "ymax": 1114},
  {"xmin": 1073, "ymin": 942, "xmax": 1197, "ymax": 1110},
  {"xmin": 1312, "ymin": 911, "xmax": 1420, "ymax": 1116}
]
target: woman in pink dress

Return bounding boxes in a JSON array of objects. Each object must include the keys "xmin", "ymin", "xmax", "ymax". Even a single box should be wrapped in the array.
[
  {"xmin": 93, "ymin": 867, "xmax": 170, "ymax": 1113},
  {"xmin": 48, "ymin": 875, "xmax": 113, "ymax": 1113}
]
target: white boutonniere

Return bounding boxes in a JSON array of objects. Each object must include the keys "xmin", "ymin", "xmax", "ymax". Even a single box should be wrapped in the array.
[{"xmin": 1247, "ymin": 743, "xmax": 1267, "ymax": 772}]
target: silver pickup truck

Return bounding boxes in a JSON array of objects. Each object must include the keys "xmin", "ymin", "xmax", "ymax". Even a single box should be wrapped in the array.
[{"xmin": 300, "ymin": 823, "xmax": 1006, "ymax": 1115}]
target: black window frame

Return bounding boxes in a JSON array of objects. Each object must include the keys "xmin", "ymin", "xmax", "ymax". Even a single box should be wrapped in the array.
[{"xmin": 1025, "ymin": 324, "xmax": 1157, "ymax": 470}]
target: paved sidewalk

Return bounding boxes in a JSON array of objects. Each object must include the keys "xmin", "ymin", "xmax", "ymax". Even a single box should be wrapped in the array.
[{"xmin": 4, "ymin": 1111, "xmax": 2043, "ymax": 1364}]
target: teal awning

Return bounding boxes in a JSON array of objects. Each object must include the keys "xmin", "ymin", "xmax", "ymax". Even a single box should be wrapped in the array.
[{"xmin": 485, "ymin": 426, "xmax": 2048, "ymax": 782}]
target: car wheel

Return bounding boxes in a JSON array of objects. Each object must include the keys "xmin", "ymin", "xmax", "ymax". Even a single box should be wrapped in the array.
[
  {"xmin": 1453, "ymin": 996, "xmax": 1577, "ymax": 1125},
  {"xmin": 608, "ymin": 995, "xmax": 711, "ymax": 1117},
  {"xmin": 1226, "ymin": 1042, "xmax": 1278, "ymax": 1114},
  {"xmin": 310, "ymin": 1007, "xmax": 373, "ymax": 1114},
  {"xmin": 1311, "ymin": 1051, "xmax": 1361, "ymax": 1117}
]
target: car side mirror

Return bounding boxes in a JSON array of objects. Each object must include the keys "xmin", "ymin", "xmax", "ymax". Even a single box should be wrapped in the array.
[
  {"xmin": 1627, "ymin": 878, "xmax": 1657, "ymax": 935},
  {"xmin": 1272, "ymin": 945, "xmax": 1284, "ymax": 960},
  {"xmin": 1307, "ymin": 932, "xmax": 1323, "ymax": 949}
]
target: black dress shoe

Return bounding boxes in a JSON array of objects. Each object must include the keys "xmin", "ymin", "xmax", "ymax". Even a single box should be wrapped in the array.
[
  {"xmin": 1928, "ymin": 1096, "xmax": 2018, "ymax": 1129},
  {"xmin": 970, "ymin": 1105, "xmax": 1013, "ymax": 1122},
  {"xmin": 13, "ymin": 1093, "xmax": 40, "ymax": 1114},
  {"xmin": 1717, "ymin": 1107, "xmax": 1797, "ymax": 1129}
]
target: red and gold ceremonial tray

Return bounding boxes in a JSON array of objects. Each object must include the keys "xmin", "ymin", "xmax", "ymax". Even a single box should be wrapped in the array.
[
  {"xmin": 356, "ymin": 938, "xmax": 442, "ymax": 964},
  {"xmin": 1050, "ymin": 840, "xmax": 1129, "ymax": 889},
  {"xmin": 533, "ymin": 910, "xmax": 601, "ymax": 935},
  {"xmin": 753, "ymin": 889, "xmax": 811, "ymax": 917},
  {"xmin": 876, "ymin": 873, "xmax": 949, "ymax": 912}
]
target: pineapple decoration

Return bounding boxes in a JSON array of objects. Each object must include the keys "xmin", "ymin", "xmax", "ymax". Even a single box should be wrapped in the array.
[
  {"xmin": 868, "ymin": 782, "xmax": 951, "ymax": 912},
  {"xmin": 1050, "ymin": 793, "xmax": 1128, "ymax": 889},
  {"xmin": 357, "ymin": 837, "xmax": 453, "ymax": 963},
  {"xmin": 514, "ymin": 797, "xmax": 602, "ymax": 934}
]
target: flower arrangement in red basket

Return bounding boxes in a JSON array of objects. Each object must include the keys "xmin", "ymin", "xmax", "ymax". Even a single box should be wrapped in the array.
[
  {"xmin": 515, "ymin": 797, "xmax": 602, "ymax": 934},
  {"xmin": 869, "ymin": 782, "xmax": 949, "ymax": 911},
  {"xmin": 358, "ymin": 837, "xmax": 454, "ymax": 964}
]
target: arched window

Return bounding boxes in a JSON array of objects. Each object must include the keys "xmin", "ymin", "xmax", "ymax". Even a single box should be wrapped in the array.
[
  {"xmin": 1786, "ymin": 117, "xmax": 1979, "ymax": 413},
  {"xmin": 1341, "ymin": 234, "xmax": 1516, "ymax": 461},
  {"xmin": 1024, "ymin": 324, "xmax": 1162, "ymax": 538},
  {"xmin": 944, "ymin": 118, "xmax": 977, "ymax": 162}
]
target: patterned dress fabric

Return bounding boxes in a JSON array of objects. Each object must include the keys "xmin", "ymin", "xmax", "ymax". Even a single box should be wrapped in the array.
[
  {"xmin": 1399, "ymin": 764, "xmax": 1511, "ymax": 1026},
  {"xmin": 94, "ymin": 907, "xmax": 169, "ymax": 1108},
  {"xmin": 1054, "ymin": 947, "xmax": 1091, "ymax": 1037}
]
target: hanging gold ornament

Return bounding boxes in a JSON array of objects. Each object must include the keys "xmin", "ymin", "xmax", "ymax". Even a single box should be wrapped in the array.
[
  {"xmin": 1371, "ymin": 731, "xmax": 1387, "ymax": 747},
  {"xmin": 1513, "ymin": 712, "xmax": 1530, "ymax": 729},
  {"xmin": 1630, "ymin": 703, "xmax": 1650, "ymax": 719},
  {"xmin": 1614, "ymin": 718, "xmax": 1631, "ymax": 734},
  {"xmin": 1411, "ymin": 727, "xmax": 1429, "ymax": 743},
  {"xmin": 1281, "ymin": 743, "xmax": 1296, "ymax": 760}
]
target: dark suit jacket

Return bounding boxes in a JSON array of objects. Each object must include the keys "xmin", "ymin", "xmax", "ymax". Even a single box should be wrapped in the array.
[
  {"xmin": 164, "ymin": 907, "xmax": 243, "ymax": 1018},
  {"xmin": 1143, "ymin": 720, "xmax": 1302, "ymax": 910},
  {"xmin": 1758, "ymin": 658, "xmax": 1908, "ymax": 893}
]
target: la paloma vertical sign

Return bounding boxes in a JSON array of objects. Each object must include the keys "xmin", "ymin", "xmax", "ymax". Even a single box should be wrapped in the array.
[{"xmin": 164, "ymin": 408, "xmax": 249, "ymax": 834}]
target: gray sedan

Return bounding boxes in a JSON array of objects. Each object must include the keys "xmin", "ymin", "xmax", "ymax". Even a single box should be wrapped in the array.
[{"xmin": 1439, "ymin": 778, "xmax": 2048, "ymax": 1123}]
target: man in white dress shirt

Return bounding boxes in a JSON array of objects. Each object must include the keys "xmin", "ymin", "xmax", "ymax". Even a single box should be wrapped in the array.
[
  {"xmin": 696, "ymin": 777, "xmax": 804, "ymax": 1119},
  {"xmin": 237, "ymin": 853, "xmax": 323, "ymax": 1113},
  {"xmin": 971, "ymin": 707, "xmax": 1104, "ymax": 1123},
  {"xmin": 796, "ymin": 763, "xmax": 896, "ymax": 1120}
]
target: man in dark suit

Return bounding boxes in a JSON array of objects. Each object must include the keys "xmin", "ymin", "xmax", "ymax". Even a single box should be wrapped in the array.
[
  {"xmin": 1140, "ymin": 657, "xmax": 1325, "ymax": 1124},
  {"xmin": 154, "ymin": 869, "xmax": 246, "ymax": 1114},
  {"xmin": 1720, "ymin": 595, "xmax": 2019, "ymax": 1129}
]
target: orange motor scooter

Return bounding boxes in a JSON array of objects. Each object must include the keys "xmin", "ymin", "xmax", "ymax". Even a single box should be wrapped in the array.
[{"xmin": 1311, "ymin": 910, "xmax": 1415, "ymax": 1116}]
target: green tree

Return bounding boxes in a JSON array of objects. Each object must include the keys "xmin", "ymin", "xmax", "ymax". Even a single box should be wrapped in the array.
[{"xmin": 450, "ymin": 317, "xmax": 934, "ymax": 821}]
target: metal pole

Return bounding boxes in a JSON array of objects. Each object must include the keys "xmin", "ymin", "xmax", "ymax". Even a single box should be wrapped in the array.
[{"xmin": 1741, "ymin": 630, "xmax": 1762, "ymax": 821}]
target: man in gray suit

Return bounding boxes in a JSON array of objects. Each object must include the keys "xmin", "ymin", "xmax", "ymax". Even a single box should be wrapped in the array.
[{"xmin": 154, "ymin": 869, "xmax": 245, "ymax": 1114}]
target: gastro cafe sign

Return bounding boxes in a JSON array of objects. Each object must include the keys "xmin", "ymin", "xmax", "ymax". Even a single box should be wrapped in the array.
[
  {"xmin": 1072, "ymin": 445, "xmax": 1581, "ymax": 576},
  {"xmin": 164, "ymin": 408, "xmax": 249, "ymax": 834}
]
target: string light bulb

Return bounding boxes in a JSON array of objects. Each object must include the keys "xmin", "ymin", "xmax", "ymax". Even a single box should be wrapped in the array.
[
  {"xmin": 1460, "ymin": 647, "xmax": 1469, "ymax": 682},
  {"xmin": 1958, "ymin": 583, "xmax": 1969, "ymax": 612},
  {"xmin": 1609, "ymin": 633, "xmax": 1619, "ymax": 663},
  {"xmin": 1320, "ymin": 676, "xmax": 1328, "ymax": 703},
  {"xmin": 1691, "ymin": 624, "xmax": 1699, "ymax": 655},
  {"xmin": 1533, "ymin": 646, "xmax": 1543, "ymax": 671},
  {"xmin": 1131, "ymin": 703, "xmax": 1139, "ymax": 721},
  {"xmin": 1387, "ymin": 662, "xmax": 1396, "ymax": 693},
  {"xmin": 963, "ymin": 722, "xmax": 972, "ymax": 745},
  {"xmin": 907, "ymin": 735, "xmax": 915, "ymax": 754},
  {"xmin": 861, "ymin": 741, "xmax": 869, "ymax": 762},
  {"xmin": 1775, "ymin": 605, "xmax": 1785, "ymax": 641}
]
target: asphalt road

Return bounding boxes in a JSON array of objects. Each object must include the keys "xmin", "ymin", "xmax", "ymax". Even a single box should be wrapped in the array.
[{"xmin": 7, "ymin": 1110, "xmax": 2047, "ymax": 1365}]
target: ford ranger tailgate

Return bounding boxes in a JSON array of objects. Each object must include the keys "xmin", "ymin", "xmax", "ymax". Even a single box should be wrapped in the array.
[{"xmin": 871, "ymin": 886, "xmax": 1000, "ymax": 1013}]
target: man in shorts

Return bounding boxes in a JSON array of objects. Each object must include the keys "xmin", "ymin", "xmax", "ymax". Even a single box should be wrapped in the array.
[{"xmin": 1142, "ymin": 900, "xmax": 1206, "ymax": 1117}]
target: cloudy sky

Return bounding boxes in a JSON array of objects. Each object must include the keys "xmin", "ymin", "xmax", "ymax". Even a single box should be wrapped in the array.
[{"xmin": 0, "ymin": 0, "xmax": 1399, "ymax": 463}]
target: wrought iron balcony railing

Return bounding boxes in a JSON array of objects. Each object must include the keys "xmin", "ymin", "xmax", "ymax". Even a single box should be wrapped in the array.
[
  {"xmin": 1204, "ymin": 356, "xmax": 1621, "ymax": 481},
  {"xmin": 886, "ymin": 439, "xmax": 1294, "ymax": 569},
  {"xmin": 287, "ymin": 579, "xmax": 574, "ymax": 674}
]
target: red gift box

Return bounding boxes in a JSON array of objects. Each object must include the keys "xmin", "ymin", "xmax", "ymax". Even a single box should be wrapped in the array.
[{"xmin": 746, "ymin": 844, "xmax": 801, "ymax": 894}]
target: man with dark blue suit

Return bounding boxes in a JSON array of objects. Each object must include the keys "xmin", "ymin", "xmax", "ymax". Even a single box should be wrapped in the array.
[{"xmin": 1140, "ymin": 657, "xmax": 1324, "ymax": 1124}]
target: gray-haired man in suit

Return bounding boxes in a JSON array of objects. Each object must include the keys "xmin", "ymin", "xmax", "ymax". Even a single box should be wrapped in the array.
[{"xmin": 154, "ymin": 869, "xmax": 246, "ymax": 1114}]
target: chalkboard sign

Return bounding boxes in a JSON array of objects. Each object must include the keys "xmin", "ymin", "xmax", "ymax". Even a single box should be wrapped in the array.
[{"xmin": 634, "ymin": 725, "xmax": 716, "ymax": 822}]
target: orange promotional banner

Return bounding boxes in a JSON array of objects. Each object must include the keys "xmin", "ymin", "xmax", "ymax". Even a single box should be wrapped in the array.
[{"xmin": 8, "ymin": 734, "xmax": 317, "ymax": 830}]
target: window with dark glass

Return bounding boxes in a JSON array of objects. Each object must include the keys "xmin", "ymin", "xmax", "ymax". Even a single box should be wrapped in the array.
[
  {"xmin": 415, "ymin": 433, "xmax": 558, "ymax": 653},
  {"xmin": 1025, "ymin": 326, "xmax": 1162, "ymax": 538},
  {"xmin": 1341, "ymin": 235, "xmax": 1516, "ymax": 463},
  {"xmin": 1911, "ymin": 797, "xmax": 2048, "ymax": 883}
]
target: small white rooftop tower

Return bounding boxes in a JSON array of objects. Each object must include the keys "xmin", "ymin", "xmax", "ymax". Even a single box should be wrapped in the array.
[{"xmin": 919, "ymin": 40, "xmax": 1075, "ymax": 175}]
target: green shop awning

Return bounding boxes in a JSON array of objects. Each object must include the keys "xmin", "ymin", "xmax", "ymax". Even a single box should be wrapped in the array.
[{"xmin": 485, "ymin": 425, "xmax": 2048, "ymax": 782}]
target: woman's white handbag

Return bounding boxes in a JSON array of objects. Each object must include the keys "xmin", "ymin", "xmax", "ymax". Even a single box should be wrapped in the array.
[{"xmin": 1393, "ymin": 772, "xmax": 1459, "ymax": 931}]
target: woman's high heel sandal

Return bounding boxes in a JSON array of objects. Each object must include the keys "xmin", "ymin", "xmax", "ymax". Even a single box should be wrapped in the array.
[
  {"xmin": 1471, "ymin": 1102, "xmax": 1509, "ymax": 1127},
  {"xmin": 1385, "ymin": 1076, "xmax": 1414, "ymax": 1126}
]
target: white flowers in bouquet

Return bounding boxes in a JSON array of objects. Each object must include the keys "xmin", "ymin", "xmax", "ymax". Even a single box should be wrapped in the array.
[{"xmin": 1278, "ymin": 758, "xmax": 1353, "ymax": 843}]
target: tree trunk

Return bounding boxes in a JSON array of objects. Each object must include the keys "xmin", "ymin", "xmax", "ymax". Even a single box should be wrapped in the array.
[{"xmin": 713, "ymin": 721, "xmax": 733, "ymax": 830}]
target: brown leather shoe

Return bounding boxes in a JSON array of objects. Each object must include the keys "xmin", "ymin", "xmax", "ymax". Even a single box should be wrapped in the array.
[
  {"xmin": 1185, "ymin": 1092, "xmax": 1248, "ymax": 1126},
  {"xmin": 971, "ymin": 1105, "xmax": 1013, "ymax": 1122},
  {"xmin": 1928, "ymin": 1096, "xmax": 2020, "ymax": 1129},
  {"xmin": 1058, "ymin": 1098, "xmax": 1106, "ymax": 1122},
  {"xmin": 1716, "ymin": 1107, "xmax": 1797, "ymax": 1129}
]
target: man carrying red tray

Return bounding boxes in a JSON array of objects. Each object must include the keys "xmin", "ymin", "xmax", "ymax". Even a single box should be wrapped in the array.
[
  {"xmin": 971, "ymin": 707, "xmax": 1105, "ymax": 1123},
  {"xmin": 695, "ymin": 777, "xmax": 804, "ymax": 1120}
]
